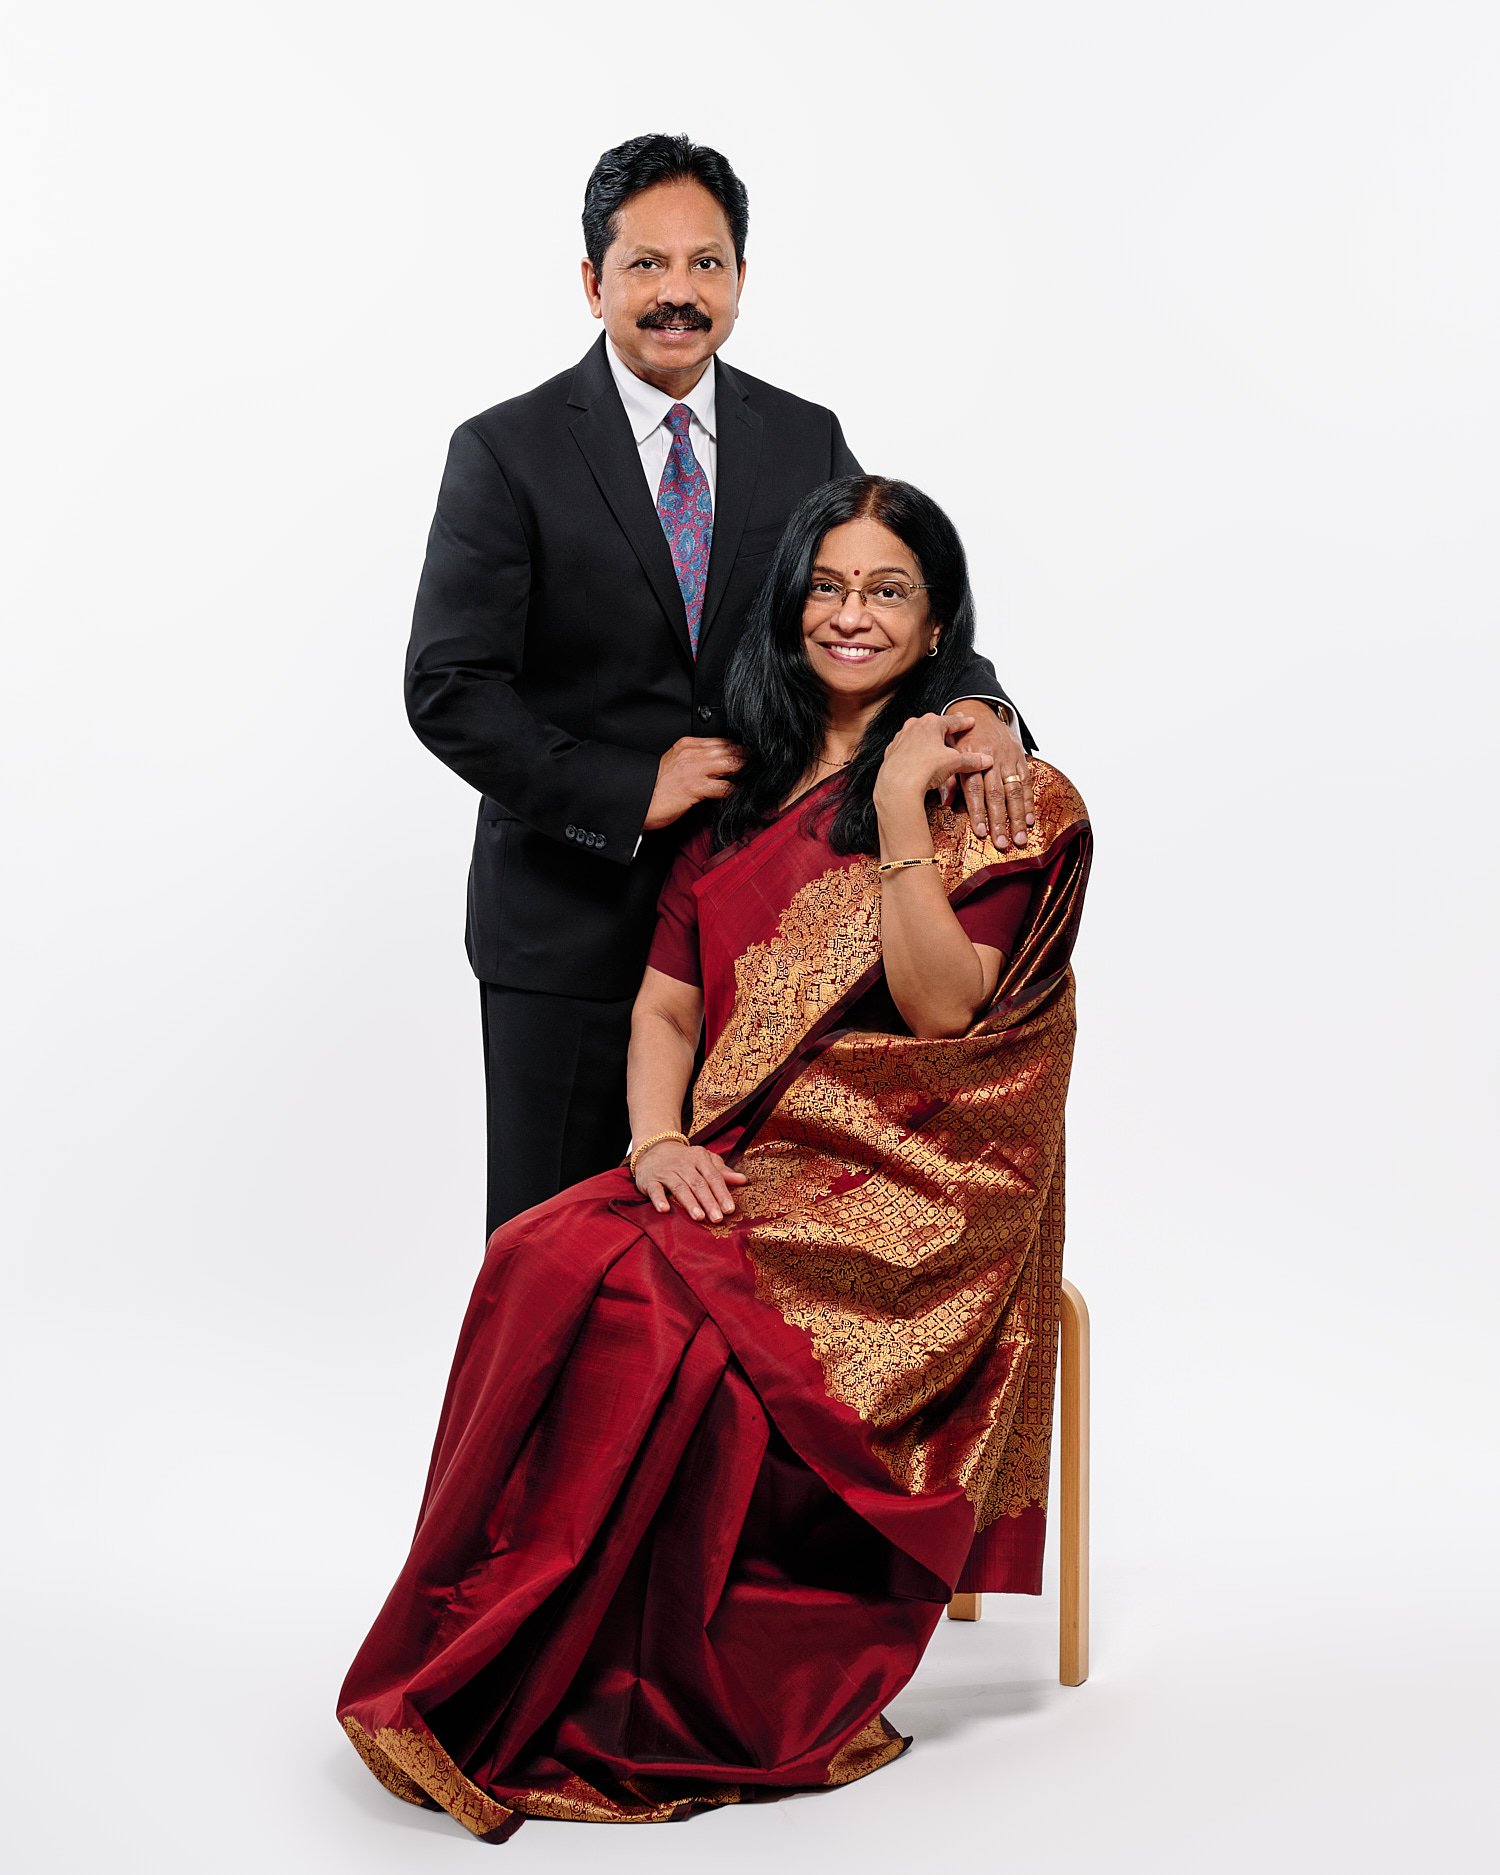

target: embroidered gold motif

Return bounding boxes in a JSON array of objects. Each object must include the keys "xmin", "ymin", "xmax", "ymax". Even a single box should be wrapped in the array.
[
  {"xmin": 731, "ymin": 980, "xmax": 1075, "ymax": 1526},
  {"xmin": 340, "ymin": 1715, "xmax": 429, "ymax": 1809},
  {"xmin": 692, "ymin": 761, "xmax": 1086, "ymax": 1137},
  {"xmin": 340, "ymin": 1716, "xmax": 513, "ymax": 1838},
  {"xmin": 824, "ymin": 1713, "xmax": 908, "ymax": 1785},
  {"xmin": 691, "ymin": 858, "xmax": 882, "ymax": 1134},
  {"xmin": 498, "ymin": 1774, "xmax": 742, "ymax": 1824}
]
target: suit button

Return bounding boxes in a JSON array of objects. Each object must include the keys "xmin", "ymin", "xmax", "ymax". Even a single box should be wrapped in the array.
[
  {"xmin": 697, "ymin": 705, "xmax": 714, "ymax": 722},
  {"xmin": 565, "ymin": 824, "xmax": 578, "ymax": 839}
]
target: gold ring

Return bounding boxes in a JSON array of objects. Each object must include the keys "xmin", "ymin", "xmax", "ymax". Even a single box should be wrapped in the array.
[{"xmin": 1003, "ymin": 774, "xmax": 1021, "ymax": 785}]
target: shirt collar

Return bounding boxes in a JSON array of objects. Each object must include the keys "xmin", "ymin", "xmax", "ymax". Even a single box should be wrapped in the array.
[{"xmin": 605, "ymin": 337, "xmax": 718, "ymax": 444}]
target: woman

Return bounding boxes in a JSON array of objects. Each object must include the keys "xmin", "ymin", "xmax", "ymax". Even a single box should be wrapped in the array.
[{"xmin": 337, "ymin": 476, "xmax": 1091, "ymax": 1842}]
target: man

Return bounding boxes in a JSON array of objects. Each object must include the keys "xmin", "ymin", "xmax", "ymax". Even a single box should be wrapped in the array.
[{"xmin": 405, "ymin": 134, "xmax": 1036, "ymax": 1236}]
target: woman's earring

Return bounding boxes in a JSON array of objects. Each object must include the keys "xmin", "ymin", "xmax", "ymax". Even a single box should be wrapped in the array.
[{"xmin": 927, "ymin": 638, "xmax": 940, "ymax": 657}]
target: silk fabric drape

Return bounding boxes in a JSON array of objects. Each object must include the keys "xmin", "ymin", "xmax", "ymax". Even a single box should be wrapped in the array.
[{"xmin": 337, "ymin": 762, "xmax": 1090, "ymax": 1839}]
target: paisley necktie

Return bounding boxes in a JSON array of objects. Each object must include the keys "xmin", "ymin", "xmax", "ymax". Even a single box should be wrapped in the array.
[{"xmin": 655, "ymin": 403, "xmax": 713, "ymax": 655}]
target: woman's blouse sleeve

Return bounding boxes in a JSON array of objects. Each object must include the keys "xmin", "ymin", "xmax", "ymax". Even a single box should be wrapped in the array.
[
  {"xmin": 954, "ymin": 871, "xmax": 1033, "ymax": 958},
  {"xmin": 646, "ymin": 828, "xmax": 713, "ymax": 988}
]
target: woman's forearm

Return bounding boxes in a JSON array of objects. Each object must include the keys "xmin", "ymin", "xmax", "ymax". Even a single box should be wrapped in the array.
[
  {"xmin": 626, "ymin": 1006, "xmax": 700, "ymax": 1140},
  {"xmin": 875, "ymin": 794, "xmax": 996, "ymax": 1038}
]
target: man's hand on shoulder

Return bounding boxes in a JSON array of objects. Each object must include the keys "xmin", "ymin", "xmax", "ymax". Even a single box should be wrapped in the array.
[
  {"xmin": 643, "ymin": 738, "xmax": 744, "ymax": 832},
  {"xmin": 939, "ymin": 701, "xmax": 1034, "ymax": 848}
]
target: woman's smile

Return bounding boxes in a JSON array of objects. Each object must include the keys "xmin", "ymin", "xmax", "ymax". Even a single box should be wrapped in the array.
[{"xmin": 816, "ymin": 640, "xmax": 887, "ymax": 663}]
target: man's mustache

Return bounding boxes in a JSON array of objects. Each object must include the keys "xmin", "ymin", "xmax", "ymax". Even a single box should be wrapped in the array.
[{"xmin": 637, "ymin": 306, "xmax": 713, "ymax": 332}]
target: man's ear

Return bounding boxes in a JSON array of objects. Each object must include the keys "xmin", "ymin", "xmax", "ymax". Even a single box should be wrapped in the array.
[{"xmin": 580, "ymin": 257, "xmax": 603, "ymax": 317}]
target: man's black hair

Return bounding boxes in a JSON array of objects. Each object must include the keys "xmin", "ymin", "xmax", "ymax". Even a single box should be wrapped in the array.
[{"xmin": 582, "ymin": 134, "xmax": 749, "ymax": 272}]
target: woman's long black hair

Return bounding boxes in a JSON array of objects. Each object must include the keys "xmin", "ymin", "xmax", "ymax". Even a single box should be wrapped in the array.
[{"xmin": 717, "ymin": 475, "xmax": 980, "ymax": 854}]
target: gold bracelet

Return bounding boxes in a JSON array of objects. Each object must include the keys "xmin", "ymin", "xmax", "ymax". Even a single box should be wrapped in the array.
[
  {"xmin": 628, "ymin": 1129, "xmax": 689, "ymax": 1176},
  {"xmin": 877, "ymin": 855, "xmax": 940, "ymax": 874}
]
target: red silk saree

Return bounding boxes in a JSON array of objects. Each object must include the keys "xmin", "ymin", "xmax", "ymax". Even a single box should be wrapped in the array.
[{"xmin": 337, "ymin": 760, "xmax": 1091, "ymax": 1841}]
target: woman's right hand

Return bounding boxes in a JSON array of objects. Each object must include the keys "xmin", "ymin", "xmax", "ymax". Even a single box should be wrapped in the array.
[
  {"xmin": 873, "ymin": 711, "xmax": 993, "ymax": 810},
  {"xmin": 633, "ymin": 1140, "xmax": 748, "ymax": 1221}
]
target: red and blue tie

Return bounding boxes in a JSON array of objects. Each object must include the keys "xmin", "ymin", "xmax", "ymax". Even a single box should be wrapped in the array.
[{"xmin": 655, "ymin": 403, "xmax": 713, "ymax": 655}]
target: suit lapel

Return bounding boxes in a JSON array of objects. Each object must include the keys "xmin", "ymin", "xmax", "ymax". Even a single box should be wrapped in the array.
[
  {"xmin": 567, "ymin": 336, "xmax": 693, "ymax": 660},
  {"xmin": 698, "ymin": 355, "xmax": 763, "ymax": 654}
]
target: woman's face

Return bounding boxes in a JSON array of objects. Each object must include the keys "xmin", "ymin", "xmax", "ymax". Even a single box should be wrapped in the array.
[{"xmin": 800, "ymin": 516, "xmax": 939, "ymax": 711}]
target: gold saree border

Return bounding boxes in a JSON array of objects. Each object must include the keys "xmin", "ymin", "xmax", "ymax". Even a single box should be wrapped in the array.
[
  {"xmin": 341, "ymin": 1716, "xmax": 513, "ymax": 1838},
  {"xmin": 824, "ymin": 1713, "xmax": 909, "ymax": 1785},
  {"xmin": 341, "ymin": 1711, "xmax": 903, "ymax": 1829}
]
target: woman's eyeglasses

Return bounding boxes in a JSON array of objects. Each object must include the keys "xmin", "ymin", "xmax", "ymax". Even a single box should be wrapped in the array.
[{"xmin": 804, "ymin": 578, "xmax": 931, "ymax": 612}]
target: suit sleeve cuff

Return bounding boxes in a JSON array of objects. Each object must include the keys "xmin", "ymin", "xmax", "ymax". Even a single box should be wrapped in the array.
[
  {"xmin": 943, "ymin": 694, "xmax": 1013, "ymax": 727},
  {"xmin": 551, "ymin": 742, "xmax": 659, "ymax": 866}
]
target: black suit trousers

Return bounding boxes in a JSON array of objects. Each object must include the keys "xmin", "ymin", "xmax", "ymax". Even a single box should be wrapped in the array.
[{"xmin": 480, "ymin": 982, "xmax": 635, "ymax": 1238}]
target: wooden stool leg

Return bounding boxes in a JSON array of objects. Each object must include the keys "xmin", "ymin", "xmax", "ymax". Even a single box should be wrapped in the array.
[
  {"xmin": 946, "ymin": 1592, "xmax": 982, "ymax": 1621},
  {"xmin": 1058, "ymin": 1278, "xmax": 1090, "ymax": 1685}
]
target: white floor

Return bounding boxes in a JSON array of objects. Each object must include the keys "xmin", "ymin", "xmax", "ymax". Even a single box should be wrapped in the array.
[
  {"xmin": 7, "ymin": 1495, "xmax": 1488, "ymax": 1874},
  {"xmin": 7, "ymin": 1137, "xmax": 1493, "ymax": 1874}
]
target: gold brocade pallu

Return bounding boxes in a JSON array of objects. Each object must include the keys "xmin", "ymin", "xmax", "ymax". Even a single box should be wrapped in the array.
[{"xmin": 337, "ymin": 763, "xmax": 1091, "ymax": 1840}]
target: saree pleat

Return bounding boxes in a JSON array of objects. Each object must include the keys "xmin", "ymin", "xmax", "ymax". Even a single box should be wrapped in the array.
[
  {"xmin": 341, "ymin": 1198, "xmax": 937, "ymax": 1836},
  {"xmin": 338, "ymin": 761, "xmax": 1090, "ymax": 1839}
]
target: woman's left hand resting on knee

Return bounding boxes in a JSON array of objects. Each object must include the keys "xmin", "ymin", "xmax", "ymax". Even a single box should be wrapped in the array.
[
  {"xmin": 634, "ymin": 1137, "xmax": 747, "ymax": 1221},
  {"xmin": 625, "ymin": 967, "xmax": 748, "ymax": 1221}
]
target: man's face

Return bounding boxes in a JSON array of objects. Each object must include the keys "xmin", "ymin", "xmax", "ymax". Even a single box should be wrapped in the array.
[{"xmin": 581, "ymin": 178, "xmax": 745, "ymax": 394}]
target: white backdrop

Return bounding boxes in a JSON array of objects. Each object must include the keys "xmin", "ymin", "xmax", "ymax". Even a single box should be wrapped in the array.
[{"xmin": 4, "ymin": 3, "xmax": 1496, "ymax": 1870}]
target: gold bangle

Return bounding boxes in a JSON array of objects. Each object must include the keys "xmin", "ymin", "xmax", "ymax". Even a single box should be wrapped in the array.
[
  {"xmin": 628, "ymin": 1129, "xmax": 689, "ymax": 1176},
  {"xmin": 877, "ymin": 855, "xmax": 940, "ymax": 875}
]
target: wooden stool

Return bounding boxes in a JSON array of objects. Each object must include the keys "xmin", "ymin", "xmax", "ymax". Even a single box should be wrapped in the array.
[{"xmin": 946, "ymin": 1277, "xmax": 1090, "ymax": 1686}]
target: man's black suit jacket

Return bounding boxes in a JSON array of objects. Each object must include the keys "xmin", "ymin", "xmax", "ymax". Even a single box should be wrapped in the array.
[{"xmin": 405, "ymin": 334, "xmax": 1025, "ymax": 1001}]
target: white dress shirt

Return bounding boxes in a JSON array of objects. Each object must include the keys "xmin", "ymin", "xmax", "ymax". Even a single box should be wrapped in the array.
[{"xmin": 605, "ymin": 338, "xmax": 718, "ymax": 502}]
